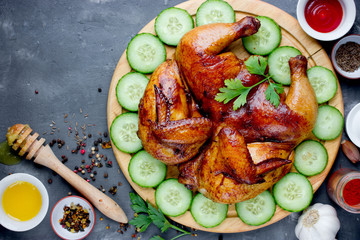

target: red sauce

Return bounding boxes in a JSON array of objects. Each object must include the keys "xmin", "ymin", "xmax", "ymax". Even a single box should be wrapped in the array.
[
  {"xmin": 343, "ymin": 179, "xmax": 360, "ymax": 206},
  {"xmin": 304, "ymin": 0, "xmax": 343, "ymax": 33}
]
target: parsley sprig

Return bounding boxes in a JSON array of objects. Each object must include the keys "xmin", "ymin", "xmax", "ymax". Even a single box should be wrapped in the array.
[
  {"xmin": 215, "ymin": 55, "xmax": 284, "ymax": 110},
  {"xmin": 129, "ymin": 193, "xmax": 191, "ymax": 240}
]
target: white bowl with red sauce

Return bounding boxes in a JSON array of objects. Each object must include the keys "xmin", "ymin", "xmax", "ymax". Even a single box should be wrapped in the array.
[{"xmin": 297, "ymin": 0, "xmax": 356, "ymax": 41}]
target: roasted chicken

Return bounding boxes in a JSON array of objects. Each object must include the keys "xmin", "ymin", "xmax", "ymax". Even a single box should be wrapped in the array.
[{"xmin": 138, "ymin": 16, "xmax": 318, "ymax": 203}]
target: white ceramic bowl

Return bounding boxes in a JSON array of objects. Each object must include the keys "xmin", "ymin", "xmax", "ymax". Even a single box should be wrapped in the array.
[
  {"xmin": 297, "ymin": 0, "xmax": 356, "ymax": 41},
  {"xmin": 331, "ymin": 34, "xmax": 360, "ymax": 79},
  {"xmin": 346, "ymin": 103, "xmax": 360, "ymax": 148},
  {"xmin": 51, "ymin": 196, "xmax": 95, "ymax": 240},
  {"xmin": 0, "ymin": 173, "xmax": 49, "ymax": 232}
]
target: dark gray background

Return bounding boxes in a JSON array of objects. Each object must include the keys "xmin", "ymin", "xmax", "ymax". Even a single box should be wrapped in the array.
[{"xmin": 0, "ymin": 0, "xmax": 359, "ymax": 239}]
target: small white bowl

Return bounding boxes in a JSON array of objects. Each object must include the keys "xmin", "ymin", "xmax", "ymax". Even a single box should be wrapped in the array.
[
  {"xmin": 297, "ymin": 0, "xmax": 356, "ymax": 41},
  {"xmin": 0, "ymin": 173, "xmax": 49, "ymax": 232},
  {"xmin": 331, "ymin": 35, "xmax": 360, "ymax": 79},
  {"xmin": 346, "ymin": 103, "xmax": 360, "ymax": 148},
  {"xmin": 51, "ymin": 196, "xmax": 95, "ymax": 240}
]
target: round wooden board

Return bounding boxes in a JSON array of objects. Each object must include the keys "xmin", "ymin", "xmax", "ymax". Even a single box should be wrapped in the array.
[{"xmin": 107, "ymin": 0, "xmax": 344, "ymax": 233}]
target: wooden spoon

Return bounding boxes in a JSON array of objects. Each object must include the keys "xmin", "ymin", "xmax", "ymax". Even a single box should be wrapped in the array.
[{"xmin": 6, "ymin": 124, "xmax": 128, "ymax": 223}]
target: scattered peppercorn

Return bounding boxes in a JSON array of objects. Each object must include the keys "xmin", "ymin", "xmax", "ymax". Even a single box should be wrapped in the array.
[
  {"xmin": 48, "ymin": 178, "xmax": 53, "ymax": 184},
  {"xmin": 104, "ymin": 172, "xmax": 108, "ymax": 178},
  {"xmin": 109, "ymin": 186, "xmax": 117, "ymax": 195},
  {"xmin": 98, "ymin": 88, "xmax": 102, "ymax": 93},
  {"xmin": 101, "ymin": 141, "xmax": 112, "ymax": 149},
  {"xmin": 35, "ymin": 90, "xmax": 39, "ymax": 94},
  {"xmin": 106, "ymin": 161, "xmax": 113, "ymax": 168},
  {"xmin": 103, "ymin": 132, "xmax": 108, "ymax": 138}
]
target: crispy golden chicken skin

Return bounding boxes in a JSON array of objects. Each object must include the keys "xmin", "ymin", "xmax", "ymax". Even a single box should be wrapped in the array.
[
  {"xmin": 138, "ymin": 59, "xmax": 213, "ymax": 165},
  {"xmin": 138, "ymin": 16, "xmax": 318, "ymax": 203}
]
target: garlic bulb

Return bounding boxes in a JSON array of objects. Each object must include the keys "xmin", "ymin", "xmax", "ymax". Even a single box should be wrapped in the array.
[{"xmin": 295, "ymin": 203, "xmax": 340, "ymax": 240}]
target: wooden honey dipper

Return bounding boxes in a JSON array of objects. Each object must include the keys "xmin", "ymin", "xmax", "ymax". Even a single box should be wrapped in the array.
[{"xmin": 6, "ymin": 123, "xmax": 128, "ymax": 223}]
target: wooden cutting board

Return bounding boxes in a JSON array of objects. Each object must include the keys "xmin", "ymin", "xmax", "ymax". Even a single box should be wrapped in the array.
[{"xmin": 107, "ymin": 0, "xmax": 344, "ymax": 233}]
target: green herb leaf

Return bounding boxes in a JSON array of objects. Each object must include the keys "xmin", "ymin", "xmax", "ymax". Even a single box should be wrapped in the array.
[
  {"xmin": 147, "ymin": 202, "xmax": 171, "ymax": 232},
  {"xmin": 232, "ymin": 88, "xmax": 252, "ymax": 110},
  {"xmin": 129, "ymin": 192, "xmax": 148, "ymax": 214},
  {"xmin": 216, "ymin": 55, "xmax": 285, "ymax": 109},
  {"xmin": 215, "ymin": 78, "xmax": 253, "ymax": 110},
  {"xmin": 150, "ymin": 236, "xmax": 165, "ymax": 240},
  {"xmin": 129, "ymin": 193, "xmax": 191, "ymax": 239},
  {"xmin": 245, "ymin": 55, "xmax": 268, "ymax": 76},
  {"xmin": 129, "ymin": 214, "xmax": 152, "ymax": 232},
  {"xmin": 265, "ymin": 81, "xmax": 284, "ymax": 108}
]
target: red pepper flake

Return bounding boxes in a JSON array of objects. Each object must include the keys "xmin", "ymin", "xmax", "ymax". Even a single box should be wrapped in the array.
[{"xmin": 81, "ymin": 149, "xmax": 85, "ymax": 155}]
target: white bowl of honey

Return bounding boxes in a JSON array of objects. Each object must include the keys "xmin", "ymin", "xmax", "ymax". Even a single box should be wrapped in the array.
[{"xmin": 0, "ymin": 173, "xmax": 49, "ymax": 231}]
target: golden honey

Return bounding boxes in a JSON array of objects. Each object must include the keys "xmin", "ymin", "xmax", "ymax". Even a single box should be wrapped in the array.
[{"xmin": 2, "ymin": 181, "xmax": 42, "ymax": 221}]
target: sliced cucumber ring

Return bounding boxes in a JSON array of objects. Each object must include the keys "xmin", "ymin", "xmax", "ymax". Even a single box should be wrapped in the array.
[
  {"xmin": 155, "ymin": 179, "xmax": 192, "ymax": 217},
  {"xmin": 190, "ymin": 193, "xmax": 228, "ymax": 228},
  {"xmin": 312, "ymin": 105, "xmax": 344, "ymax": 140},
  {"xmin": 126, "ymin": 33, "xmax": 166, "ymax": 74},
  {"xmin": 307, "ymin": 66, "xmax": 338, "ymax": 104},
  {"xmin": 242, "ymin": 16, "xmax": 281, "ymax": 56},
  {"xmin": 235, "ymin": 190, "xmax": 276, "ymax": 226},
  {"xmin": 155, "ymin": 7, "xmax": 194, "ymax": 46},
  {"xmin": 294, "ymin": 140, "xmax": 328, "ymax": 176},
  {"xmin": 196, "ymin": 0, "xmax": 235, "ymax": 26},
  {"xmin": 110, "ymin": 112, "xmax": 142, "ymax": 153},
  {"xmin": 129, "ymin": 150, "xmax": 167, "ymax": 188},
  {"xmin": 273, "ymin": 172, "xmax": 313, "ymax": 212},
  {"xmin": 116, "ymin": 72, "xmax": 149, "ymax": 112},
  {"xmin": 268, "ymin": 46, "xmax": 302, "ymax": 85}
]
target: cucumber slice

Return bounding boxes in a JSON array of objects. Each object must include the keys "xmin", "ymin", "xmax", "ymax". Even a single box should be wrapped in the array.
[
  {"xmin": 155, "ymin": 7, "xmax": 194, "ymax": 46},
  {"xmin": 268, "ymin": 46, "xmax": 302, "ymax": 85},
  {"xmin": 110, "ymin": 112, "xmax": 143, "ymax": 153},
  {"xmin": 242, "ymin": 16, "xmax": 281, "ymax": 56},
  {"xmin": 155, "ymin": 179, "xmax": 192, "ymax": 217},
  {"xmin": 128, "ymin": 150, "xmax": 167, "ymax": 188},
  {"xmin": 126, "ymin": 33, "xmax": 166, "ymax": 74},
  {"xmin": 116, "ymin": 72, "xmax": 149, "ymax": 112},
  {"xmin": 312, "ymin": 105, "xmax": 344, "ymax": 140},
  {"xmin": 273, "ymin": 172, "xmax": 313, "ymax": 212},
  {"xmin": 190, "ymin": 193, "xmax": 228, "ymax": 228},
  {"xmin": 307, "ymin": 66, "xmax": 338, "ymax": 104},
  {"xmin": 196, "ymin": 0, "xmax": 235, "ymax": 26},
  {"xmin": 294, "ymin": 140, "xmax": 328, "ymax": 176},
  {"xmin": 235, "ymin": 190, "xmax": 275, "ymax": 226}
]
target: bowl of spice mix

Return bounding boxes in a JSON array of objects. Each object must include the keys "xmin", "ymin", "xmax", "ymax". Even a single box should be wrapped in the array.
[
  {"xmin": 50, "ymin": 195, "xmax": 95, "ymax": 240},
  {"xmin": 331, "ymin": 35, "xmax": 360, "ymax": 79}
]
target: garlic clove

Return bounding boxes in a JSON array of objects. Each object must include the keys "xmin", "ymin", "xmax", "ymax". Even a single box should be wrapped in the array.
[{"xmin": 341, "ymin": 139, "xmax": 360, "ymax": 164}]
